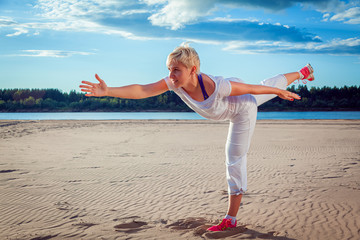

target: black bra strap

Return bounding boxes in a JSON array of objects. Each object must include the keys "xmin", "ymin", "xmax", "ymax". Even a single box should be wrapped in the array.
[{"xmin": 198, "ymin": 74, "xmax": 209, "ymax": 100}]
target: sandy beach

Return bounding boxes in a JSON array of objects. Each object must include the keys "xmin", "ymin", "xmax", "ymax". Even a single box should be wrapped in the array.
[{"xmin": 0, "ymin": 119, "xmax": 359, "ymax": 240}]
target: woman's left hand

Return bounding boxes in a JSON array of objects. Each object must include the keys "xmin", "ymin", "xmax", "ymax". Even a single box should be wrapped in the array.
[{"xmin": 278, "ymin": 90, "xmax": 301, "ymax": 101}]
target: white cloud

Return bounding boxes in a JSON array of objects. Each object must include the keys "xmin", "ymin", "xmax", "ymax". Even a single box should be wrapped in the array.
[
  {"xmin": 6, "ymin": 27, "xmax": 28, "ymax": 37},
  {"xmin": 101, "ymin": 28, "xmax": 154, "ymax": 40},
  {"xmin": 210, "ymin": 16, "xmax": 259, "ymax": 23},
  {"xmin": 0, "ymin": 6, "xmax": 152, "ymax": 40},
  {"xmin": 0, "ymin": 16, "xmax": 17, "ymax": 27},
  {"xmin": 121, "ymin": 9, "xmax": 149, "ymax": 16},
  {"xmin": 147, "ymin": 0, "xmax": 216, "ymax": 30},
  {"xmin": 34, "ymin": 0, "xmax": 129, "ymax": 19},
  {"xmin": 141, "ymin": 0, "xmax": 167, "ymax": 5},
  {"xmin": 317, "ymin": 1, "xmax": 360, "ymax": 25},
  {"xmin": 330, "ymin": 7, "xmax": 360, "ymax": 24},
  {"xmin": 3, "ymin": 0, "xmax": 357, "ymax": 41},
  {"xmin": 330, "ymin": 37, "xmax": 360, "ymax": 47},
  {"xmin": 35, "ymin": 0, "xmax": 212, "ymax": 31},
  {"xmin": 15, "ymin": 50, "xmax": 94, "ymax": 58},
  {"xmin": 322, "ymin": 13, "xmax": 330, "ymax": 21},
  {"xmin": 144, "ymin": 0, "xmax": 360, "ymax": 30},
  {"xmin": 1, "ymin": 0, "xmax": 358, "ymax": 57},
  {"xmin": 311, "ymin": 0, "xmax": 348, "ymax": 13},
  {"xmin": 222, "ymin": 37, "xmax": 360, "ymax": 56},
  {"xmin": 23, "ymin": 0, "xmax": 153, "ymax": 39},
  {"xmin": 1, "ymin": 16, "xmax": 39, "ymax": 37},
  {"xmin": 223, "ymin": 40, "xmax": 289, "ymax": 54}
]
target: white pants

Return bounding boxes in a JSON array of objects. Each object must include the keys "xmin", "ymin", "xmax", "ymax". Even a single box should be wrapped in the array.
[{"xmin": 225, "ymin": 74, "xmax": 287, "ymax": 195}]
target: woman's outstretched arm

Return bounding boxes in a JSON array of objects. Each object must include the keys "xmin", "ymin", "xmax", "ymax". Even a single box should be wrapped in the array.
[
  {"xmin": 80, "ymin": 74, "xmax": 169, "ymax": 99},
  {"xmin": 230, "ymin": 81, "xmax": 301, "ymax": 101}
]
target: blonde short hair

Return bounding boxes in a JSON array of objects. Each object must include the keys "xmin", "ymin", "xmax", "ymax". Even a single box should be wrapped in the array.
[{"xmin": 166, "ymin": 42, "xmax": 200, "ymax": 74}]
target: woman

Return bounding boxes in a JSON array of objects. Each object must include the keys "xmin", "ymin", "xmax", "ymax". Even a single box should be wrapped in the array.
[{"xmin": 79, "ymin": 43, "xmax": 314, "ymax": 232}]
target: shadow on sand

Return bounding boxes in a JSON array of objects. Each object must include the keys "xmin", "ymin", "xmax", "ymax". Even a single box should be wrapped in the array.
[{"xmin": 166, "ymin": 217, "xmax": 296, "ymax": 239}]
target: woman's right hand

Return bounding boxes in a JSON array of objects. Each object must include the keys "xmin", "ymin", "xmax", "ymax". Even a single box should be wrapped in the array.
[
  {"xmin": 80, "ymin": 74, "xmax": 108, "ymax": 97},
  {"xmin": 277, "ymin": 89, "xmax": 301, "ymax": 101}
]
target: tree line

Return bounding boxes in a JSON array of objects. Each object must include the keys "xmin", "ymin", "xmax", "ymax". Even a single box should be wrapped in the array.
[{"xmin": 0, "ymin": 85, "xmax": 359, "ymax": 112}]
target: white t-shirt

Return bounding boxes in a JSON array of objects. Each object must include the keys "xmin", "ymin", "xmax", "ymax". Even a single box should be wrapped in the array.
[{"xmin": 164, "ymin": 74, "xmax": 255, "ymax": 121}]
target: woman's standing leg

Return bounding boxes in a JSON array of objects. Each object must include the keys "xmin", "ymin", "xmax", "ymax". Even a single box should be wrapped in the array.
[
  {"xmin": 225, "ymin": 105, "xmax": 257, "ymax": 212},
  {"xmin": 227, "ymin": 194, "xmax": 243, "ymax": 216},
  {"xmin": 208, "ymin": 100, "xmax": 258, "ymax": 232}
]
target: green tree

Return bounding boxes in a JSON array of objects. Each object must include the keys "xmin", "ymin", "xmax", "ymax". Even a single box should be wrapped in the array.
[
  {"xmin": 42, "ymin": 98, "xmax": 57, "ymax": 110},
  {"xmin": 23, "ymin": 96, "xmax": 35, "ymax": 107},
  {"xmin": 69, "ymin": 90, "xmax": 82, "ymax": 103},
  {"xmin": 35, "ymin": 98, "xmax": 43, "ymax": 106},
  {"xmin": 0, "ymin": 100, "xmax": 5, "ymax": 110},
  {"xmin": 44, "ymin": 89, "xmax": 65, "ymax": 102},
  {"xmin": 13, "ymin": 90, "xmax": 22, "ymax": 101}
]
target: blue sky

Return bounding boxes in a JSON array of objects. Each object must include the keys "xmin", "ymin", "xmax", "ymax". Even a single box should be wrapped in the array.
[{"xmin": 1, "ymin": 0, "xmax": 359, "ymax": 92}]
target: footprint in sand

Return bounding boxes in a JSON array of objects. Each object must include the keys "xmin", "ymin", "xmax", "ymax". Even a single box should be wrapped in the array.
[
  {"xmin": 30, "ymin": 234, "xmax": 59, "ymax": 240},
  {"xmin": 0, "ymin": 169, "xmax": 18, "ymax": 173},
  {"xmin": 166, "ymin": 217, "xmax": 208, "ymax": 230},
  {"xmin": 114, "ymin": 220, "xmax": 149, "ymax": 234},
  {"xmin": 72, "ymin": 222, "xmax": 97, "ymax": 230},
  {"xmin": 54, "ymin": 201, "xmax": 71, "ymax": 211},
  {"xmin": 166, "ymin": 217, "xmax": 211, "ymax": 236}
]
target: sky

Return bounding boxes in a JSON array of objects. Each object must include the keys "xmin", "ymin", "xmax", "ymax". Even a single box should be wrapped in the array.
[{"xmin": 0, "ymin": 0, "xmax": 359, "ymax": 93}]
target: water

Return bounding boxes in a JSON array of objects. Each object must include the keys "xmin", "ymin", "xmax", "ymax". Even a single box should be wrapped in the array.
[
  {"xmin": 0, "ymin": 111, "xmax": 359, "ymax": 120},
  {"xmin": 257, "ymin": 111, "xmax": 360, "ymax": 120}
]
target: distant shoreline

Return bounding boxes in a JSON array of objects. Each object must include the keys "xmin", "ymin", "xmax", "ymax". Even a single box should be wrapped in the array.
[{"xmin": 1, "ymin": 86, "xmax": 360, "ymax": 112}]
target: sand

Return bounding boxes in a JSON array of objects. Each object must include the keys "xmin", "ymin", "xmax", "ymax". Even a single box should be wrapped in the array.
[{"xmin": 0, "ymin": 119, "xmax": 359, "ymax": 240}]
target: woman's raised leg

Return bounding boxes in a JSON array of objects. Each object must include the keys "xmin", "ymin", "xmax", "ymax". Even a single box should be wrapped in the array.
[
  {"xmin": 284, "ymin": 72, "xmax": 301, "ymax": 85},
  {"xmin": 285, "ymin": 63, "xmax": 314, "ymax": 85}
]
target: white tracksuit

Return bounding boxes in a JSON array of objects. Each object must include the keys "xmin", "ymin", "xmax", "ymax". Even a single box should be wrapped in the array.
[{"xmin": 164, "ymin": 74, "xmax": 288, "ymax": 195}]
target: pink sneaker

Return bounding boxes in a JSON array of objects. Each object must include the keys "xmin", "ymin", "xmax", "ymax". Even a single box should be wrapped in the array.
[
  {"xmin": 299, "ymin": 63, "xmax": 314, "ymax": 83},
  {"xmin": 207, "ymin": 218, "xmax": 236, "ymax": 232}
]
